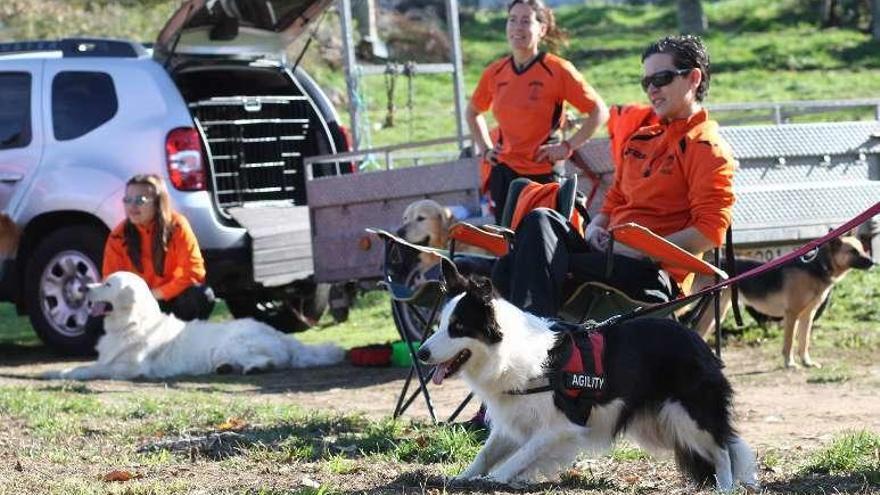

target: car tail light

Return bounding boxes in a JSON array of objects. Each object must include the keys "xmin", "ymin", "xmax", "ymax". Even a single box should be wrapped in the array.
[
  {"xmin": 166, "ymin": 127, "xmax": 205, "ymax": 190},
  {"xmin": 338, "ymin": 124, "xmax": 357, "ymax": 174}
]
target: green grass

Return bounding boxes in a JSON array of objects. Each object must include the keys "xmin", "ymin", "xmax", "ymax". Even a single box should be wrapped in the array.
[
  {"xmin": 3, "ymin": 0, "xmax": 880, "ymax": 149},
  {"xmin": 801, "ymin": 431, "xmax": 880, "ymax": 484},
  {"xmin": 723, "ymin": 269, "xmax": 880, "ymax": 352}
]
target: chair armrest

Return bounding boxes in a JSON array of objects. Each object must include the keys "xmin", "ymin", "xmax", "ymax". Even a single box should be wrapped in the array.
[
  {"xmin": 481, "ymin": 224, "xmax": 515, "ymax": 239},
  {"xmin": 609, "ymin": 223, "xmax": 728, "ymax": 279},
  {"xmin": 448, "ymin": 222, "xmax": 509, "ymax": 256}
]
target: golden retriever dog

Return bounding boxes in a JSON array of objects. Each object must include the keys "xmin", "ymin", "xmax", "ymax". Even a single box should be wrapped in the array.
[
  {"xmin": 43, "ymin": 272, "xmax": 345, "ymax": 380},
  {"xmin": 694, "ymin": 236, "xmax": 874, "ymax": 368},
  {"xmin": 397, "ymin": 199, "xmax": 492, "ymax": 272},
  {"xmin": 397, "ymin": 199, "xmax": 457, "ymax": 272}
]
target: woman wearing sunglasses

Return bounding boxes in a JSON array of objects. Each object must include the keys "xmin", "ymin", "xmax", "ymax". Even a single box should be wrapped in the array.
[
  {"xmin": 100, "ymin": 174, "xmax": 215, "ymax": 322},
  {"xmin": 492, "ymin": 35, "xmax": 736, "ymax": 317},
  {"xmin": 467, "ymin": 0, "xmax": 609, "ymax": 223}
]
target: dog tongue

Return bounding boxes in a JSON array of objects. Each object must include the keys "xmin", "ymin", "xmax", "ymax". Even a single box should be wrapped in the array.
[
  {"xmin": 90, "ymin": 302, "xmax": 108, "ymax": 317},
  {"xmin": 432, "ymin": 363, "xmax": 448, "ymax": 385}
]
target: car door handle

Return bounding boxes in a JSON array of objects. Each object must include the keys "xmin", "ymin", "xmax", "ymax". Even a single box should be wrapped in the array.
[{"xmin": 0, "ymin": 173, "xmax": 23, "ymax": 183}]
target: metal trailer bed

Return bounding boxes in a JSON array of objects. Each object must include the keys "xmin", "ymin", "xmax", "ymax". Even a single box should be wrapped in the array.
[{"xmin": 306, "ymin": 120, "xmax": 880, "ymax": 284}]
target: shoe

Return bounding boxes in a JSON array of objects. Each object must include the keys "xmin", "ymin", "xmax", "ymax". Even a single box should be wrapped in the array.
[{"xmin": 458, "ymin": 405, "xmax": 488, "ymax": 432}]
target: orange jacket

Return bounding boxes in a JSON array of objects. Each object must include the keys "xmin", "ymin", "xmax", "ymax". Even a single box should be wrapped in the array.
[
  {"xmin": 471, "ymin": 52, "xmax": 601, "ymax": 175},
  {"xmin": 509, "ymin": 181, "xmax": 585, "ymax": 234},
  {"xmin": 600, "ymin": 108, "xmax": 735, "ymax": 281},
  {"xmin": 607, "ymin": 103, "xmax": 661, "ymax": 167},
  {"xmin": 103, "ymin": 211, "xmax": 206, "ymax": 300}
]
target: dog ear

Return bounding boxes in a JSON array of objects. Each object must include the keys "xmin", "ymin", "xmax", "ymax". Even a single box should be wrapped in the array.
[
  {"xmin": 117, "ymin": 285, "xmax": 137, "ymax": 309},
  {"xmin": 467, "ymin": 276, "xmax": 496, "ymax": 304},
  {"xmin": 441, "ymin": 257, "xmax": 467, "ymax": 296},
  {"xmin": 465, "ymin": 276, "xmax": 502, "ymax": 343}
]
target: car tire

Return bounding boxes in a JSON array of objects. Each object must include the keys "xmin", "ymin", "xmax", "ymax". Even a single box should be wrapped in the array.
[{"xmin": 24, "ymin": 225, "xmax": 106, "ymax": 356}]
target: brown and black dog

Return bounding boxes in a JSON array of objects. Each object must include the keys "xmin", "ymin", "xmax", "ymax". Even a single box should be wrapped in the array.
[
  {"xmin": 695, "ymin": 236, "xmax": 874, "ymax": 368},
  {"xmin": 0, "ymin": 213, "xmax": 19, "ymax": 259}
]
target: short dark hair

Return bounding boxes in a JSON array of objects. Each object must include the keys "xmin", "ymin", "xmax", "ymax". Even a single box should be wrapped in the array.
[{"xmin": 641, "ymin": 35, "xmax": 711, "ymax": 102}]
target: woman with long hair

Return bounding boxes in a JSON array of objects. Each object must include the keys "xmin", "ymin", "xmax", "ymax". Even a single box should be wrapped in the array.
[
  {"xmin": 101, "ymin": 174, "xmax": 215, "ymax": 320},
  {"xmin": 467, "ymin": 0, "xmax": 609, "ymax": 223}
]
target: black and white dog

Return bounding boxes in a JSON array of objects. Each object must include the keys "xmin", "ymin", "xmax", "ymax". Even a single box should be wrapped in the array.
[{"xmin": 417, "ymin": 260, "xmax": 758, "ymax": 491}]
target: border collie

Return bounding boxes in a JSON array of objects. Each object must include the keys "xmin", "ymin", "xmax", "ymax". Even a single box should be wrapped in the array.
[{"xmin": 417, "ymin": 260, "xmax": 758, "ymax": 490}]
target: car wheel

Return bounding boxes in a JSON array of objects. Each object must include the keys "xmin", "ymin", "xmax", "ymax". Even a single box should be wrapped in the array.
[
  {"xmin": 391, "ymin": 265, "xmax": 440, "ymax": 343},
  {"xmin": 24, "ymin": 226, "xmax": 106, "ymax": 355}
]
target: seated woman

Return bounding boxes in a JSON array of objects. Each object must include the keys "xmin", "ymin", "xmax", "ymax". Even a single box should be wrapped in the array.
[
  {"xmin": 492, "ymin": 34, "xmax": 736, "ymax": 318},
  {"xmin": 101, "ymin": 174, "xmax": 215, "ymax": 320}
]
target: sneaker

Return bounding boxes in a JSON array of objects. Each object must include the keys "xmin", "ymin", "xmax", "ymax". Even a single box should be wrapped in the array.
[{"xmin": 459, "ymin": 405, "xmax": 488, "ymax": 432}]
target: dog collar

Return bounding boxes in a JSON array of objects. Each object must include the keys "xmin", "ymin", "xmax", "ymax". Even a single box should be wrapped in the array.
[{"xmin": 505, "ymin": 377, "xmax": 552, "ymax": 395}]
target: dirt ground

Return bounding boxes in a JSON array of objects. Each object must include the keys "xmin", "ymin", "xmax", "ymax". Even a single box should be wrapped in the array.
[
  {"xmin": 1, "ymin": 340, "xmax": 879, "ymax": 494},
  {"xmin": 2, "ymin": 341, "xmax": 878, "ymax": 451}
]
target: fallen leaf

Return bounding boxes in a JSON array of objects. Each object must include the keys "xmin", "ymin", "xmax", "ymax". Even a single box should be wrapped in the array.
[
  {"xmin": 102, "ymin": 470, "xmax": 142, "ymax": 482},
  {"xmin": 216, "ymin": 417, "xmax": 248, "ymax": 431}
]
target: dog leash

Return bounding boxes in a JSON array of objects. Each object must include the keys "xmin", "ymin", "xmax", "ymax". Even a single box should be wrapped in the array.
[{"xmin": 599, "ymin": 200, "xmax": 880, "ymax": 326}]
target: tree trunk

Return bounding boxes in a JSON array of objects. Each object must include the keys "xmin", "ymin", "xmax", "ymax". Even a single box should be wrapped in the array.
[
  {"xmin": 677, "ymin": 0, "xmax": 707, "ymax": 35},
  {"xmin": 819, "ymin": 0, "xmax": 837, "ymax": 28},
  {"xmin": 873, "ymin": 0, "xmax": 880, "ymax": 39}
]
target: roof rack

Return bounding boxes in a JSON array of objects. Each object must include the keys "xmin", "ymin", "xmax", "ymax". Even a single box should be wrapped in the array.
[{"xmin": 0, "ymin": 38, "xmax": 144, "ymax": 58}]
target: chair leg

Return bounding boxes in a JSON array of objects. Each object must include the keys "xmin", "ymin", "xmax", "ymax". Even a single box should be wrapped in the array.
[
  {"xmin": 713, "ymin": 249, "xmax": 723, "ymax": 358},
  {"xmin": 393, "ymin": 366, "xmax": 416, "ymax": 418},
  {"xmin": 446, "ymin": 392, "xmax": 475, "ymax": 423},
  {"xmin": 390, "ymin": 294, "xmax": 443, "ymax": 424}
]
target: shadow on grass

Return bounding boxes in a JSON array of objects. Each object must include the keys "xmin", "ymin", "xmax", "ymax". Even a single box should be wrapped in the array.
[
  {"xmin": 0, "ymin": 342, "xmax": 80, "ymax": 366},
  {"xmin": 763, "ymin": 472, "xmax": 879, "ymax": 494},
  {"xmin": 155, "ymin": 362, "xmax": 412, "ymax": 394},
  {"xmin": 2, "ymin": 362, "xmax": 413, "ymax": 396},
  {"xmin": 369, "ymin": 468, "xmax": 619, "ymax": 494}
]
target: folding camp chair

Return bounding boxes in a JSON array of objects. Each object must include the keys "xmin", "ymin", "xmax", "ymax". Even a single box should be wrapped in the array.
[
  {"xmin": 368, "ymin": 228, "xmax": 475, "ymax": 424},
  {"xmin": 447, "ymin": 179, "xmax": 734, "ymax": 356}
]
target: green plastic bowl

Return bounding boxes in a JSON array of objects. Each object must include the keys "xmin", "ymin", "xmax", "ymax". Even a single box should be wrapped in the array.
[{"xmin": 390, "ymin": 340, "xmax": 421, "ymax": 368}]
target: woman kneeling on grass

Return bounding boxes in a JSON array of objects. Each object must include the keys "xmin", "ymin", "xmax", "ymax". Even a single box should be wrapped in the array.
[{"xmin": 100, "ymin": 174, "xmax": 215, "ymax": 321}]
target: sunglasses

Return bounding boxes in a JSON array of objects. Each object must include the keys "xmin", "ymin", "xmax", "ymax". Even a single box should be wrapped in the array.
[
  {"xmin": 122, "ymin": 195, "xmax": 155, "ymax": 206},
  {"xmin": 640, "ymin": 68, "xmax": 692, "ymax": 91}
]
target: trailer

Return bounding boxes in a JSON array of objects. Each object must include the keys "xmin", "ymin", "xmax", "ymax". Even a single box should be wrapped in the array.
[{"xmin": 305, "ymin": 118, "xmax": 880, "ymax": 288}]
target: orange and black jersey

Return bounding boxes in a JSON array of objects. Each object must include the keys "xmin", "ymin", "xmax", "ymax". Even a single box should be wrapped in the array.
[
  {"xmin": 471, "ymin": 52, "xmax": 600, "ymax": 175},
  {"xmin": 601, "ymin": 108, "xmax": 736, "ymax": 284}
]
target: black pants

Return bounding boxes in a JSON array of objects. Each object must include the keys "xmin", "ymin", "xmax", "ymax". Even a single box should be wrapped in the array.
[
  {"xmin": 491, "ymin": 208, "xmax": 678, "ymax": 318},
  {"xmin": 86, "ymin": 284, "xmax": 216, "ymax": 335},
  {"xmin": 488, "ymin": 163, "xmax": 555, "ymax": 225}
]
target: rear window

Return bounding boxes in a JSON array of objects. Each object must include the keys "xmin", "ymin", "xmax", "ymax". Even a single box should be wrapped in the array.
[
  {"xmin": 0, "ymin": 72, "xmax": 32, "ymax": 150},
  {"xmin": 52, "ymin": 71, "xmax": 118, "ymax": 141}
]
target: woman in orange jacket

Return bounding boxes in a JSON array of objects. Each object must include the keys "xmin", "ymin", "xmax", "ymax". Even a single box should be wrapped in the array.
[
  {"xmin": 466, "ymin": 0, "xmax": 609, "ymax": 223},
  {"xmin": 493, "ymin": 35, "xmax": 736, "ymax": 317},
  {"xmin": 101, "ymin": 174, "xmax": 215, "ymax": 321}
]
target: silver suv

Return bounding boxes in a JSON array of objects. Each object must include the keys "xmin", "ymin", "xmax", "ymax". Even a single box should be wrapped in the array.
[{"xmin": 0, "ymin": 0, "xmax": 352, "ymax": 355}]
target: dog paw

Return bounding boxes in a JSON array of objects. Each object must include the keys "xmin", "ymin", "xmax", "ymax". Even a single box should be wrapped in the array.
[{"xmin": 783, "ymin": 359, "xmax": 800, "ymax": 369}]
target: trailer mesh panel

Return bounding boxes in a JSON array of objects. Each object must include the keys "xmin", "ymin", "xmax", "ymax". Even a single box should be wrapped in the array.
[{"xmin": 190, "ymin": 96, "xmax": 319, "ymax": 209}]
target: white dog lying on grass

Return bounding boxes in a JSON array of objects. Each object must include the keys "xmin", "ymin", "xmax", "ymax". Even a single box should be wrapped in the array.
[{"xmin": 44, "ymin": 272, "xmax": 345, "ymax": 380}]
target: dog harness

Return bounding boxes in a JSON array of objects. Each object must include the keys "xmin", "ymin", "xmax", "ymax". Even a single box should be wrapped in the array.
[{"xmin": 508, "ymin": 320, "xmax": 606, "ymax": 426}]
